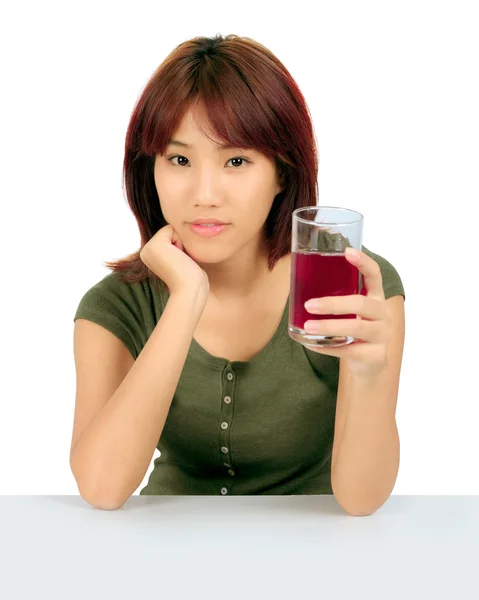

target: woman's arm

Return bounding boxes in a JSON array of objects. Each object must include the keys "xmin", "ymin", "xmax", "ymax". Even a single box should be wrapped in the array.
[{"xmin": 70, "ymin": 288, "xmax": 207, "ymax": 509}]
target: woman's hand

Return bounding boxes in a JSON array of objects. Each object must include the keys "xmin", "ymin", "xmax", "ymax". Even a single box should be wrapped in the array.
[
  {"xmin": 140, "ymin": 224, "xmax": 209, "ymax": 300},
  {"xmin": 303, "ymin": 247, "xmax": 392, "ymax": 379}
]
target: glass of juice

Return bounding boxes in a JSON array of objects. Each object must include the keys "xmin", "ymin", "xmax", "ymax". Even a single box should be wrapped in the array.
[{"xmin": 289, "ymin": 206, "xmax": 364, "ymax": 349}]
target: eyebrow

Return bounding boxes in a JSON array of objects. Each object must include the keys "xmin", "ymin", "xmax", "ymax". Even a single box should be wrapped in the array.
[{"xmin": 166, "ymin": 138, "xmax": 247, "ymax": 151}]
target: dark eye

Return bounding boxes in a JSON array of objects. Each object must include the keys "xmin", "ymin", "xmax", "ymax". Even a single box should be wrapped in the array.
[
  {"xmin": 226, "ymin": 157, "xmax": 250, "ymax": 167},
  {"xmin": 168, "ymin": 155, "xmax": 189, "ymax": 166}
]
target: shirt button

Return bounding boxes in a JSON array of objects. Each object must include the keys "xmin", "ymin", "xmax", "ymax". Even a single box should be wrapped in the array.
[
  {"xmin": 221, "ymin": 422, "xmax": 228, "ymax": 429},
  {"xmin": 223, "ymin": 462, "xmax": 231, "ymax": 467},
  {"xmin": 221, "ymin": 446, "xmax": 228, "ymax": 454},
  {"xmin": 228, "ymin": 469, "xmax": 235, "ymax": 476},
  {"xmin": 221, "ymin": 487, "xmax": 228, "ymax": 495},
  {"xmin": 224, "ymin": 396, "xmax": 232, "ymax": 404},
  {"xmin": 227, "ymin": 373, "xmax": 234, "ymax": 380}
]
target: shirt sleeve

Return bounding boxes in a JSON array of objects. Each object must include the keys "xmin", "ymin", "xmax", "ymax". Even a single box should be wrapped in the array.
[
  {"xmin": 361, "ymin": 245, "xmax": 406, "ymax": 301},
  {"xmin": 73, "ymin": 272, "xmax": 149, "ymax": 360}
]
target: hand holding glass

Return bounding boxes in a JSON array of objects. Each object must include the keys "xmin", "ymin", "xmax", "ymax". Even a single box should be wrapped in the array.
[{"xmin": 288, "ymin": 206, "xmax": 364, "ymax": 349}]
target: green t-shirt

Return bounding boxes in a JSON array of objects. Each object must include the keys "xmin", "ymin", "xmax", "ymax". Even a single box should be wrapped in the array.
[{"xmin": 73, "ymin": 245, "xmax": 405, "ymax": 496}]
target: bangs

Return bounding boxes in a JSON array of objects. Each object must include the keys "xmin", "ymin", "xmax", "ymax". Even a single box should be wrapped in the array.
[{"xmin": 139, "ymin": 58, "xmax": 291, "ymax": 168}]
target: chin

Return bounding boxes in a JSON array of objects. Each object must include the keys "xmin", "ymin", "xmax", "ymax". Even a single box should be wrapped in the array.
[{"xmin": 184, "ymin": 245, "xmax": 230, "ymax": 264}]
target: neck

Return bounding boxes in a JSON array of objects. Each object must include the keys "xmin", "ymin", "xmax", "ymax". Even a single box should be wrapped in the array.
[{"xmin": 207, "ymin": 253, "xmax": 291, "ymax": 306}]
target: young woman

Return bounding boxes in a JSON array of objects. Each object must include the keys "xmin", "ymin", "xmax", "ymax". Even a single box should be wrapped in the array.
[{"xmin": 71, "ymin": 34, "xmax": 405, "ymax": 512}]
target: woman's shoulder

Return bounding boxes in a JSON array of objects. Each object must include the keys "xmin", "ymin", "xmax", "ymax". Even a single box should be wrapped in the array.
[
  {"xmin": 78, "ymin": 269, "xmax": 168, "ymax": 301},
  {"xmin": 73, "ymin": 270, "xmax": 167, "ymax": 359},
  {"xmin": 361, "ymin": 245, "xmax": 405, "ymax": 301}
]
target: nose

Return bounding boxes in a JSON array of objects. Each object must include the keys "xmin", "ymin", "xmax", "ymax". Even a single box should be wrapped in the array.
[{"xmin": 191, "ymin": 164, "xmax": 223, "ymax": 206}]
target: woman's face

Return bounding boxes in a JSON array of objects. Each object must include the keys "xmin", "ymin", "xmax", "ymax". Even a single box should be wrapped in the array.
[{"xmin": 153, "ymin": 106, "xmax": 285, "ymax": 264}]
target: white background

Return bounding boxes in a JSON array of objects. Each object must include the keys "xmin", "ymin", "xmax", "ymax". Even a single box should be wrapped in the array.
[{"xmin": 1, "ymin": 0, "xmax": 477, "ymax": 495}]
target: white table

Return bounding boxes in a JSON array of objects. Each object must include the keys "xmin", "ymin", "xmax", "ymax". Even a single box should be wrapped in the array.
[{"xmin": 1, "ymin": 495, "xmax": 477, "ymax": 599}]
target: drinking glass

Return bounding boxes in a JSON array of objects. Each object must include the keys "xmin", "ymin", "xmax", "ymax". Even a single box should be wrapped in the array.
[{"xmin": 288, "ymin": 206, "xmax": 364, "ymax": 349}]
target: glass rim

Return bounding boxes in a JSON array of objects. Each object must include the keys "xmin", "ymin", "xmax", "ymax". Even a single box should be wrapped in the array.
[{"xmin": 292, "ymin": 205, "xmax": 364, "ymax": 226}]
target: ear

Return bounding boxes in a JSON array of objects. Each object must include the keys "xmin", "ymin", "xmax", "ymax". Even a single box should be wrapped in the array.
[{"xmin": 277, "ymin": 170, "xmax": 287, "ymax": 194}]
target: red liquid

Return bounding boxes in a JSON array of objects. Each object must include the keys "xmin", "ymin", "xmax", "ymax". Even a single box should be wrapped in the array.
[{"xmin": 290, "ymin": 250, "xmax": 366, "ymax": 330}]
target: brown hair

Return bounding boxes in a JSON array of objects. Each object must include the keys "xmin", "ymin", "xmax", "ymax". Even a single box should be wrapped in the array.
[{"xmin": 104, "ymin": 33, "xmax": 319, "ymax": 284}]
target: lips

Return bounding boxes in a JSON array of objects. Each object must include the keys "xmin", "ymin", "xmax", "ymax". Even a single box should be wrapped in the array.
[
  {"xmin": 190, "ymin": 221, "xmax": 229, "ymax": 226},
  {"xmin": 189, "ymin": 222, "xmax": 230, "ymax": 237}
]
